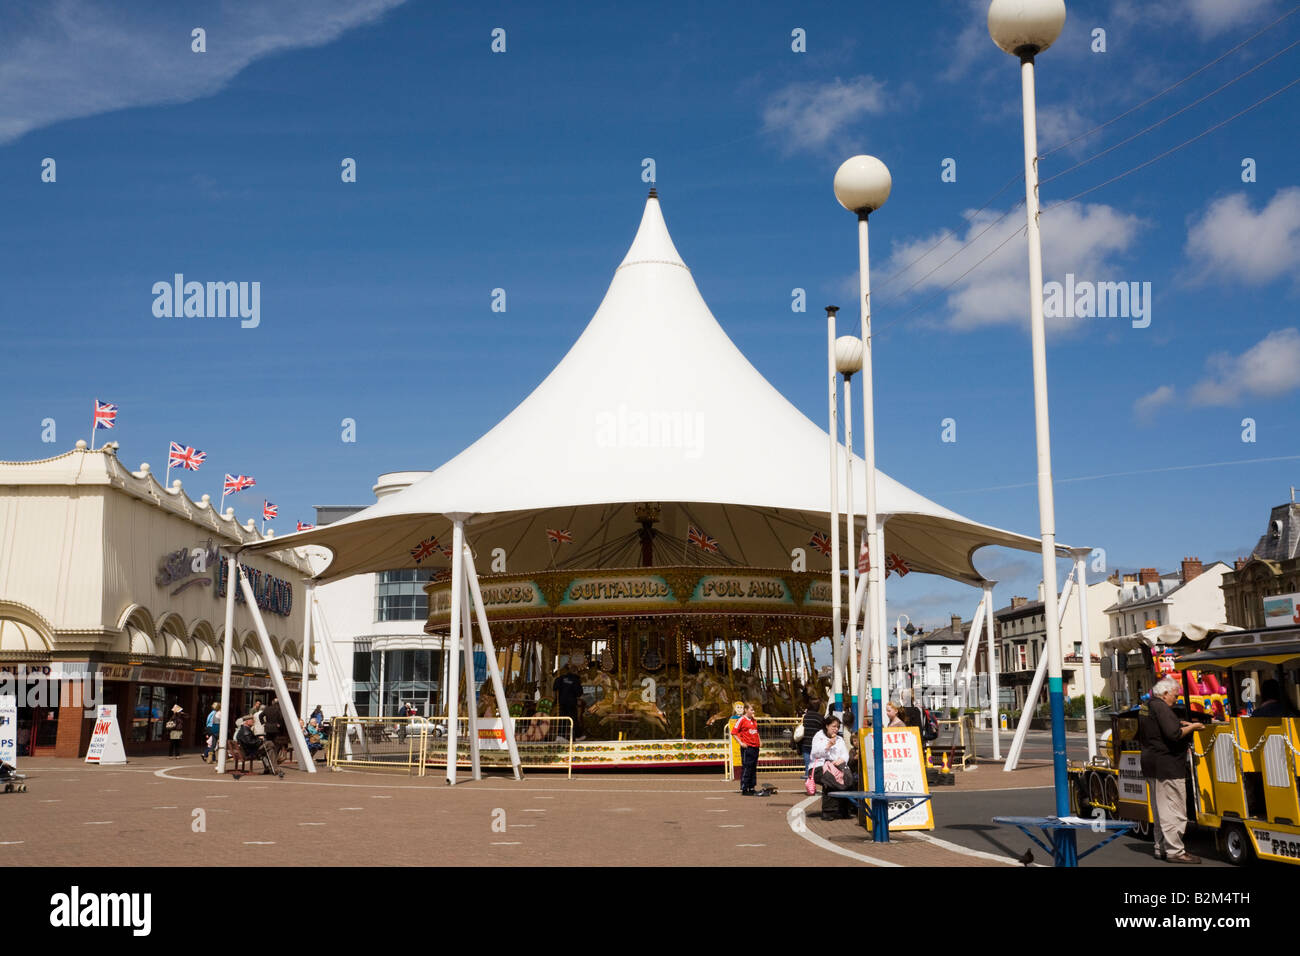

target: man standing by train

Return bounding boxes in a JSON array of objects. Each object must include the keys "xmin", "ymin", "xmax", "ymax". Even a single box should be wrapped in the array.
[{"xmin": 1139, "ymin": 677, "xmax": 1205, "ymax": 863}]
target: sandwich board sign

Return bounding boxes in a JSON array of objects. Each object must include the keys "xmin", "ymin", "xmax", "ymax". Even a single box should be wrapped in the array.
[
  {"xmin": 860, "ymin": 725, "xmax": 934, "ymax": 831},
  {"xmin": 85, "ymin": 705, "xmax": 127, "ymax": 765},
  {"xmin": 0, "ymin": 694, "xmax": 16, "ymax": 767}
]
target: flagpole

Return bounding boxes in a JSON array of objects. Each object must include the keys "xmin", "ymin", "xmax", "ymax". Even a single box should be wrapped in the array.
[{"xmin": 88, "ymin": 403, "xmax": 96, "ymax": 451}]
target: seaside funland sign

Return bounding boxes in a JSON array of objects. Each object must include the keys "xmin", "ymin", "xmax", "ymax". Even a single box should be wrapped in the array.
[{"xmin": 155, "ymin": 539, "xmax": 293, "ymax": 617}]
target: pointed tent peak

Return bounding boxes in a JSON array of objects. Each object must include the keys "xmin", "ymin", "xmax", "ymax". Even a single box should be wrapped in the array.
[{"xmin": 618, "ymin": 190, "xmax": 687, "ymax": 272}]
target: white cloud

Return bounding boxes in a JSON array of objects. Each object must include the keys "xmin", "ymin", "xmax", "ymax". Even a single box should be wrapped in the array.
[
  {"xmin": 1189, "ymin": 328, "xmax": 1300, "ymax": 406},
  {"xmin": 1133, "ymin": 384, "xmax": 1176, "ymax": 422},
  {"xmin": 761, "ymin": 76, "xmax": 888, "ymax": 154},
  {"xmin": 878, "ymin": 201, "xmax": 1144, "ymax": 331},
  {"xmin": 1138, "ymin": 329, "xmax": 1300, "ymax": 416},
  {"xmin": 0, "ymin": 0, "xmax": 406, "ymax": 145},
  {"xmin": 1185, "ymin": 188, "xmax": 1300, "ymax": 287},
  {"xmin": 1112, "ymin": 0, "xmax": 1280, "ymax": 39}
]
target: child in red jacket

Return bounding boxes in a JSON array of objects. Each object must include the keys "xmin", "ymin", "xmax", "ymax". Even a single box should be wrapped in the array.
[{"xmin": 731, "ymin": 703, "xmax": 760, "ymax": 795}]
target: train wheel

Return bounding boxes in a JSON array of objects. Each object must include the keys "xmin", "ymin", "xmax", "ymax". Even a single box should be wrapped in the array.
[
  {"xmin": 1219, "ymin": 824, "xmax": 1254, "ymax": 866},
  {"xmin": 1131, "ymin": 817, "xmax": 1153, "ymax": 841},
  {"xmin": 1074, "ymin": 777, "xmax": 1092, "ymax": 816},
  {"xmin": 1087, "ymin": 771, "xmax": 1106, "ymax": 815},
  {"xmin": 1103, "ymin": 775, "xmax": 1119, "ymax": 815}
]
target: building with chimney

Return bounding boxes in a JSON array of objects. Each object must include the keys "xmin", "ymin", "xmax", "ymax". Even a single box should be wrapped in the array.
[
  {"xmin": 993, "ymin": 574, "xmax": 1118, "ymax": 713},
  {"xmin": 1220, "ymin": 492, "xmax": 1300, "ymax": 628}
]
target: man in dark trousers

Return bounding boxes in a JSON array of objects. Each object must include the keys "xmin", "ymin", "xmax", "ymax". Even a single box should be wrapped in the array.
[
  {"xmin": 553, "ymin": 664, "xmax": 585, "ymax": 741},
  {"xmin": 1139, "ymin": 677, "xmax": 1204, "ymax": 863},
  {"xmin": 262, "ymin": 697, "xmax": 285, "ymax": 766}
]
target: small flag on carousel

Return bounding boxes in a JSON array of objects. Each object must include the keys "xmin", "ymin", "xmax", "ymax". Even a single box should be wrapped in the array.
[
  {"xmin": 857, "ymin": 540, "xmax": 869, "ymax": 574},
  {"xmin": 439, "ymin": 542, "xmax": 455, "ymax": 558},
  {"xmin": 409, "ymin": 536, "xmax": 440, "ymax": 564},
  {"xmin": 546, "ymin": 528, "xmax": 573, "ymax": 544},
  {"xmin": 688, "ymin": 524, "xmax": 719, "ymax": 553},
  {"xmin": 262, "ymin": 501, "xmax": 277, "ymax": 521},
  {"xmin": 886, "ymin": 552, "xmax": 911, "ymax": 577},
  {"xmin": 809, "ymin": 531, "xmax": 832, "ymax": 556},
  {"xmin": 295, "ymin": 521, "xmax": 314, "ymax": 531}
]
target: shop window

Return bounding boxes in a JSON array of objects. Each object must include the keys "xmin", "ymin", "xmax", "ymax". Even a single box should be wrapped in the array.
[
  {"xmin": 132, "ymin": 685, "xmax": 168, "ymax": 743},
  {"xmin": 376, "ymin": 570, "xmax": 431, "ymax": 622}
]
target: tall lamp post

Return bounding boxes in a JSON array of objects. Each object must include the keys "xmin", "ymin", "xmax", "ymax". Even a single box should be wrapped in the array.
[
  {"xmin": 836, "ymin": 335, "xmax": 865, "ymax": 727},
  {"xmin": 987, "ymin": 0, "xmax": 1072, "ymax": 864},
  {"xmin": 894, "ymin": 614, "xmax": 911, "ymax": 699},
  {"xmin": 833, "ymin": 154, "xmax": 891, "ymax": 841}
]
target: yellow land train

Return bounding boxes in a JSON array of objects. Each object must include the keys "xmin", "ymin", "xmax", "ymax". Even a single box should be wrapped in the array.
[{"xmin": 1070, "ymin": 625, "xmax": 1300, "ymax": 865}]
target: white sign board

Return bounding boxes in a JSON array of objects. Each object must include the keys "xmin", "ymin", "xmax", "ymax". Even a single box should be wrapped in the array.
[
  {"xmin": 1261, "ymin": 592, "xmax": 1300, "ymax": 626},
  {"xmin": 1117, "ymin": 751, "xmax": 1149, "ymax": 804},
  {"xmin": 84, "ymin": 705, "xmax": 127, "ymax": 765},
  {"xmin": 861, "ymin": 726, "xmax": 934, "ymax": 831},
  {"xmin": 0, "ymin": 695, "xmax": 16, "ymax": 767},
  {"xmin": 474, "ymin": 718, "xmax": 512, "ymax": 751}
]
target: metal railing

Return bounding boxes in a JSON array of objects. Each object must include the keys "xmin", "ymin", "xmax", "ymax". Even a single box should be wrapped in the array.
[
  {"xmin": 725, "ymin": 717, "xmax": 806, "ymax": 779},
  {"xmin": 328, "ymin": 715, "xmax": 575, "ymax": 777}
]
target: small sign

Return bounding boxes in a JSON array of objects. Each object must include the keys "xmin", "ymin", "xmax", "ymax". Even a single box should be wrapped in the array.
[
  {"xmin": 1262, "ymin": 592, "xmax": 1300, "ymax": 626},
  {"xmin": 861, "ymin": 725, "xmax": 934, "ymax": 831},
  {"xmin": 84, "ymin": 705, "xmax": 128, "ymax": 765},
  {"xmin": 475, "ymin": 718, "xmax": 511, "ymax": 750},
  {"xmin": 0, "ymin": 695, "xmax": 17, "ymax": 767},
  {"xmin": 1117, "ymin": 751, "xmax": 1148, "ymax": 804}
]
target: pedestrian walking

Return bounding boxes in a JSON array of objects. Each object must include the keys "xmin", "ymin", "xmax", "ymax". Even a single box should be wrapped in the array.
[
  {"xmin": 731, "ymin": 702, "xmax": 760, "ymax": 796},
  {"xmin": 166, "ymin": 704, "xmax": 185, "ymax": 759},
  {"xmin": 202, "ymin": 702, "xmax": 221, "ymax": 763}
]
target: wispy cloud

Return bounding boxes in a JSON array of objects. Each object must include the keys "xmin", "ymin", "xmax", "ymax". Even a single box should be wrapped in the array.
[
  {"xmin": 1135, "ymin": 328, "xmax": 1300, "ymax": 417},
  {"xmin": 761, "ymin": 76, "xmax": 888, "ymax": 155},
  {"xmin": 878, "ymin": 201, "xmax": 1143, "ymax": 331},
  {"xmin": 0, "ymin": 0, "xmax": 406, "ymax": 145},
  {"xmin": 1116, "ymin": 0, "xmax": 1283, "ymax": 39},
  {"xmin": 1185, "ymin": 188, "xmax": 1300, "ymax": 287}
]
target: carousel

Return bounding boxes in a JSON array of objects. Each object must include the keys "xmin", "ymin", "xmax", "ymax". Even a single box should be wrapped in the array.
[{"xmin": 249, "ymin": 189, "xmax": 1044, "ymax": 780}]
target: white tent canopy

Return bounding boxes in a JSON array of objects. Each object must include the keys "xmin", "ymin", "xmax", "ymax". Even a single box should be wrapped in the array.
[{"xmin": 249, "ymin": 192, "xmax": 1052, "ymax": 584}]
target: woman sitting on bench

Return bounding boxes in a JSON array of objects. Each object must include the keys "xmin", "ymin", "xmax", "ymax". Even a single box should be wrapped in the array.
[{"xmin": 810, "ymin": 715, "xmax": 857, "ymax": 821}]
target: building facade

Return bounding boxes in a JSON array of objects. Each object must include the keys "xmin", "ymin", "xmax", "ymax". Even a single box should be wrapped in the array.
[
  {"xmin": 0, "ymin": 444, "xmax": 312, "ymax": 757},
  {"xmin": 1220, "ymin": 496, "xmax": 1300, "ymax": 628},
  {"xmin": 1102, "ymin": 558, "xmax": 1230, "ymax": 707},
  {"xmin": 309, "ymin": 472, "xmax": 450, "ymax": 718}
]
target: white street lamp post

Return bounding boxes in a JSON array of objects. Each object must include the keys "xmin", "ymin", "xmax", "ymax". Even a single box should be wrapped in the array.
[
  {"xmin": 837, "ymin": 336, "xmax": 865, "ymax": 725},
  {"xmin": 988, "ymin": 0, "xmax": 1072, "ymax": 863},
  {"xmin": 894, "ymin": 614, "xmax": 911, "ymax": 700},
  {"xmin": 834, "ymin": 153, "xmax": 891, "ymax": 841},
  {"xmin": 825, "ymin": 307, "xmax": 844, "ymax": 718}
]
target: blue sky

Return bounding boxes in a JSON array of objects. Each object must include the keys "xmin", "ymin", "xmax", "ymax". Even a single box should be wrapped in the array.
[{"xmin": 1, "ymin": 0, "xmax": 1297, "ymax": 629}]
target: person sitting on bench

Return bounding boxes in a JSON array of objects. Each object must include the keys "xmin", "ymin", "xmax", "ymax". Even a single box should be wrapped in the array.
[{"xmin": 810, "ymin": 715, "xmax": 857, "ymax": 820}]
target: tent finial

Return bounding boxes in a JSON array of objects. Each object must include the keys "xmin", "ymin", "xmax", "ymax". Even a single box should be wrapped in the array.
[{"xmin": 648, "ymin": 186, "xmax": 658, "ymax": 199}]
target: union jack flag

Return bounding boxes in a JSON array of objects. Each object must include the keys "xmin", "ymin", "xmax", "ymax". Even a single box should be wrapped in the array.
[
  {"xmin": 223, "ymin": 474, "xmax": 255, "ymax": 494},
  {"xmin": 857, "ymin": 540, "xmax": 869, "ymax": 574},
  {"xmin": 93, "ymin": 400, "xmax": 118, "ymax": 430},
  {"xmin": 546, "ymin": 529, "xmax": 573, "ymax": 544},
  {"xmin": 687, "ymin": 525, "xmax": 719, "ymax": 553},
  {"xmin": 168, "ymin": 442, "xmax": 205, "ymax": 471},
  {"xmin": 295, "ymin": 521, "xmax": 314, "ymax": 531},
  {"xmin": 439, "ymin": 543, "xmax": 455, "ymax": 558},
  {"xmin": 809, "ymin": 531, "xmax": 832, "ymax": 557},
  {"xmin": 262, "ymin": 501, "xmax": 277, "ymax": 521},
  {"xmin": 410, "ymin": 536, "xmax": 440, "ymax": 564},
  {"xmin": 886, "ymin": 552, "xmax": 911, "ymax": 577}
]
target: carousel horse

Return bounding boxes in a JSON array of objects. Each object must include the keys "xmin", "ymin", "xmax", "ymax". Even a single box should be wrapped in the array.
[{"xmin": 586, "ymin": 681, "xmax": 669, "ymax": 735}]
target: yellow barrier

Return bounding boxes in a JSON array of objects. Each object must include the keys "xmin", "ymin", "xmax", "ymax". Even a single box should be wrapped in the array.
[
  {"xmin": 424, "ymin": 717, "xmax": 576, "ymax": 778},
  {"xmin": 329, "ymin": 716, "xmax": 429, "ymax": 774},
  {"xmin": 725, "ymin": 717, "xmax": 805, "ymax": 780}
]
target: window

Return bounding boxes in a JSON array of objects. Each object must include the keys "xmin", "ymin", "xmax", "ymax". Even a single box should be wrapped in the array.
[
  {"xmin": 939, "ymin": 663, "xmax": 952, "ymax": 691},
  {"xmin": 353, "ymin": 649, "xmax": 372, "ymax": 682},
  {"xmin": 376, "ymin": 569, "xmax": 431, "ymax": 621},
  {"xmin": 1073, "ymin": 642, "xmax": 1082, "ymax": 657}
]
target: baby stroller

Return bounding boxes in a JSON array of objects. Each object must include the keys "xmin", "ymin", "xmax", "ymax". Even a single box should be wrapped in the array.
[{"xmin": 1, "ymin": 761, "xmax": 27, "ymax": 793}]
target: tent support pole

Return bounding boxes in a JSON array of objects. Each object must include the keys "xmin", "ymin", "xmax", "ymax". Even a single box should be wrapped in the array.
[
  {"xmin": 1073, "ymin": 550, "xmax": 1098, "ymax": 761},
  {"xmin": 1004, "ymin": 564, "xmax": 1075, "ymax": 771},
  {"xmin": 985, "ymin": 582, "xmax": 1001, "ymax": 759},
  {"xmin": 216, "ymin": 551, "xmax": 238, "ymax": 775},
  {"xmin": 461, "ymin": 564, "xmax": 481, "ymax": 780},
  {"xmin": 236, "ymin": 564, "xmax": 315, "ymax": 773},
  {"xmin": 445, "ymin": 519, "xmax": 465, "ymax": 784},
  {"xmin": 300, "ymin": 582, "xmax": 314, "ymax": 719},
  {"xmin": 463, "ymin": 541, "xmax": 522, "ymax": 779}
]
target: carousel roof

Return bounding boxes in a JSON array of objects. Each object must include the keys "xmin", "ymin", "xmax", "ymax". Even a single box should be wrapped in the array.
[{"xmin": 249, "ymin": 191, "xmax": 1054, "ymax": 585}]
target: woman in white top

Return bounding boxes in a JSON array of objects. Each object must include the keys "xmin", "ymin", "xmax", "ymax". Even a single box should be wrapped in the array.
[{"xmin": 810, "ymin": 716, "xmax": 855, "ymax": 820}]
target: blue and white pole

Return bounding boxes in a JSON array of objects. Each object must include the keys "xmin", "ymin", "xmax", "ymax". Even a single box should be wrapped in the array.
[{"xmin": 988, "ymin": 0, "xmax": 1072, "ymax": 865}]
